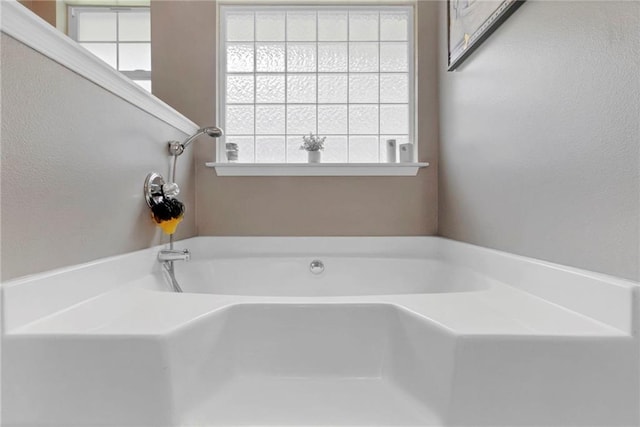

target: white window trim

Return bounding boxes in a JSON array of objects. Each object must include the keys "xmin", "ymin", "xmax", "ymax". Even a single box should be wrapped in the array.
[{"xmin": 215, "ymin": 3, "xmax": 426, "ymax": 176}]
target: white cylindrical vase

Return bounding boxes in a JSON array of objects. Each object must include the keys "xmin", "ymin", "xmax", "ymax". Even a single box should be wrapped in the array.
[{"xmin": 308, "ymin": 150, "xmax": 321, "ymax": 163}]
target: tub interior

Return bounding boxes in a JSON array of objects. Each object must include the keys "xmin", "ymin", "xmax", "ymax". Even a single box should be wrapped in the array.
[{"xmin": 173, "ymin": 256, "xmax": 493, "ymax": 296}]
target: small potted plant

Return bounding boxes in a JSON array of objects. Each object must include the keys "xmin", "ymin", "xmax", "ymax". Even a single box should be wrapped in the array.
[{"xmin": 300, "ymin": 132, "xmax": 326, "ymax": 163}]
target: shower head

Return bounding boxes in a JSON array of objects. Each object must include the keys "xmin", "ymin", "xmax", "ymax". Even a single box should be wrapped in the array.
[
  {"xmin": 168, "ymin": 126, "xmax": 223, "ymax": 156},
  {"xmin": 202, "ymin": 127, "xmax": 223, "ymax": 138}
]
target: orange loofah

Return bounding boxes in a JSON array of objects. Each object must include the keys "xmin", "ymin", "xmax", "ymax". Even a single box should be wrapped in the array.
[{"xmin": 155, "ymin": 215, "xmax": 183, "ymax": 235}]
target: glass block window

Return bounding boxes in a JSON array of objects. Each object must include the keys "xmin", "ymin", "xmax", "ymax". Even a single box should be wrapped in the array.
[
  {"xmin": 68, "ymin": 6, "xmax": 151, "ymax": 92},
  {"xmin": 220, "ymin": 6, "xmax": 414, "ymax": 163}
]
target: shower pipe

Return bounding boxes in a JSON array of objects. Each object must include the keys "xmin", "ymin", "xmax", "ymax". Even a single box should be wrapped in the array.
[{"xmin": 164, "ymin": 127, "xmax": 223, "ymax": 292}]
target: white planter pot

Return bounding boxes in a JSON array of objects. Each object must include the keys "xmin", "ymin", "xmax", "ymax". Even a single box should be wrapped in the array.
[{"xmin": 308, "ymin": 150, "xmax": 322, "ymax": 163}]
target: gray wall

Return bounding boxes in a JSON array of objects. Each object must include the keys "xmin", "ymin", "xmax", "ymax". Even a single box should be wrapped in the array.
[
  {"xmin": 439, "ymin": 1, "xmax": 640, "ymax": 280},
  {"xmin": 1, "ymin": 35, "xmax": 196, "ymax": 280}
]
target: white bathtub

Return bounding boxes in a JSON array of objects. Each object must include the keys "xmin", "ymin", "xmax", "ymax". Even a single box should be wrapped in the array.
[{"xmin": 2, "ymin": 237, "xmax": 639, "ymax": 426}]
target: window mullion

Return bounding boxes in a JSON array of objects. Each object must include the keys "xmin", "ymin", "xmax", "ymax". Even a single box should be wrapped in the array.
[
  {"xmin": 284, "ymin": 11, "xmax": 288, "ymax": 163},
  {"xmin": 253, "ymin": 11, "xmax": 257, "ymax": 164},
  {"xmin": 315, "ymin": 11, "xmax": 319, "ymax": 145},
  {"xmin": 346, "ymin": 9, "xmax": 350, "ymax": 163},
  {"xmin": 377, "ymin": 11, "xmax": 381, "ymax": 162}
]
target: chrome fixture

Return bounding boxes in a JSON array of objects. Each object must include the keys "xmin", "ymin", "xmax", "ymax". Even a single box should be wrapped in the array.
[
  {"xmin": 167, "ymin": 126, "xmax": 223, "ymax": 190},
  {"xmin": 155, "ymin": 125, "xmax": 222, "ymax": 294},
  {"xmin": 158, "ymin": 249, "xmax": 191, "ymax": 263},
  {"xmin": 144, "ymin": 172, "xmax": 180, "ymax": 208},
  {"xmin": 158, "ymin": 249, "xmax": 190, "ymax": 293},
  {"xmin": 310, "ymin": 260, "xmax": 325, "ymax": 275},
  {"xmin": 168, "ymin": 126, "xmax": 223, "ymax": 157},
  {"xmin": 144, "ymin": 173, "xmax": 189, "ymax": 293}
]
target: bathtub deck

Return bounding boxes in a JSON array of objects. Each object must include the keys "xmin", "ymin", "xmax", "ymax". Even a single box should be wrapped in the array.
[
  {"xmin": 9, "ymin": 283, "xmax": 627, "ymax": 337},
  {"xmin": 180, "ymin": 377, "xmax": 441, "ymax": 426}
]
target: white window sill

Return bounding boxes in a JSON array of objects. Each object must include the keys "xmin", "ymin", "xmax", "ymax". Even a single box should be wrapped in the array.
[{"xmin": 205, "ymin": 162, "xmax": 429, "ymax": 177}]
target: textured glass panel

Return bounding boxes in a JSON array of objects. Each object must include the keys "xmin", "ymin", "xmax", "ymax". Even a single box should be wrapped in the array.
[
  {"xmin": 349, "ymin": 43, "xmax": 379, "ymax": 72},
  {"xmin": 349, "ymin": 105, "xmax": 378, "ymax": 134},
  {"xmin": 256, "ymin": 12, "xmax": 285, "ymax": 41},
  {"xmin": 380, "ymin": 74, "xmax": 409, "ymax": 103},
  {"xmin": 119, "ymin": 43, "xmax": 151, "ymax": 71},
  {"xmin": 227, "ymin": 75, "xmax": 254, "ymax": 103},
  {"xmin": 318, "ymin": 74, "xmax": 347, "ymax": 103},
  {"xmin": 133, "ymin": 80, "xmax": 151, "ymax": 92},
  {"xmin": 220, "ymin": 7, "xmax": 415, "ymax": 165},
  {"xmin": 118, "ymin": 11, "xmax": 150, "ymax": 41},
  {"xmin": 226, "ymin": 136, "xmax": 255, "ymax": 163},
  {"xmin": 287, "ymin": 74, "xmax": 316, "ymax": 104},
  {"xmin": 256, "ymin": 136, "xmax": 286, "ymax": 163},
  {"xmin": 380, "ymin": 43, "xmax": 408, "ymax": 72},
  {"xmin": 318, "ymin": 105, "xmax": 347, "ymax": 135},
  {"xmin": 349, "ymin": 12, "xmax": 378, "ymax": 41},
  {"xmin": 379, "ymin": 135, "xmax": 408, "ymax": 161},
  {"xmin": 286, "ymin": 136, "xmax": 307, "ymax": 163},
  {"xmin": 80, "ymin": 43, "xmax": 117, "ymax": 68},
  {"xmin": 318, "ymin": 11, "xmax": 347, "ymax": 41},
  {"xmin": 287, "ymin": 11, "xmax": 316, "ymax": 41},
  {"xmin": 287, "ymin": 105, "xmax": 316, "ymax": 134},
  {"xmin": 227, "ymin": 43, "xmax": 254, "ymax": 72},
  {"xmin": 256, "ymin": 43, "xmax": 285, "ymax": 72},
  {"xmin": 349, "ymin": 136, "xmax": 379, "ymax": 162},
  {"xmin": 323, "ymin": 136, "xmax": 348, "ymax": 162},
  {"xmin": 256, "ymin": 75, "xmax": 285, "ymax": 103},
  {"xmin": 380, "ymin": 12, "xmax": 408, "ymax": 41},
  {"xmin": 226, "ymin": 12, "xmax": 254, "ymax": 41},
  {"xmin": 380, "ymin": 104, "xmax": 409, "ymax": 134},
  {"xmin": 226, "ymin": 105, "xmax": 254, "ymax": 134},
  {"xmin": 256, "ymin": 105, "xmax": 285, "ymax": 134},
  {"xmin": 318, "ymin": 43, "xmax": 348, "ymax": 72},
  {"xmin": 77, "ymin": 12, "xmax": 116, "ymax": 41},
  {"xmin": 287, "ymin": 44, "xmax": 316, "ymax": 72},
  {"xmin": 349, "ymin": 74, "xmax": 379, "ymax": 103}
]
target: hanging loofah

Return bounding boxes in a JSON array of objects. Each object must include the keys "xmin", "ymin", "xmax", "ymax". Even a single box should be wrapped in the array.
[{"xmin": 150, "ymin": 198, "xmax": 185, "ymax": 235}]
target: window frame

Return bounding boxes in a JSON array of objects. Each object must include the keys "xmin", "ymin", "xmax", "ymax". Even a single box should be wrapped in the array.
[
  {"xmin": 67, "ymin": 5, "xmax": 151, "ymax": 88},
  {"xmin": 217, "ymin": 4, "xmax": 416, "ymax": 164}
]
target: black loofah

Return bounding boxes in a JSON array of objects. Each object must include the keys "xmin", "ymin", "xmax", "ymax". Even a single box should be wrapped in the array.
[{"xmin": 151, "ymin": 198, "xmax": 185, "ymax": 223}]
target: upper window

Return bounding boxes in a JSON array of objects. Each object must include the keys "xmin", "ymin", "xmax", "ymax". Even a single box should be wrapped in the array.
[
  {"xmin": 68, "ymin": 6, "xmax": 151, "ymax": 92},
  {"xmin": 219, "ymin": 5, "xmax": 414, "ymax": 163}
]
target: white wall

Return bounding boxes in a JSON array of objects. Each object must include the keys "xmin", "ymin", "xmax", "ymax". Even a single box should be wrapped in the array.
[
  {"xmin": 438, "ymin": 1, "xmax": 640, "ymax": 281},
  {"xmin": 1, "ymin": 34, "xmax": 196, "ymax": 280}
]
